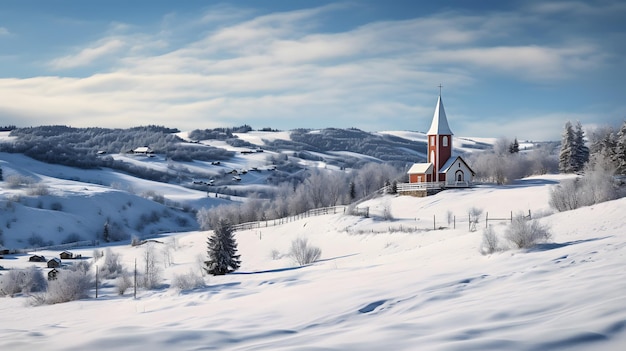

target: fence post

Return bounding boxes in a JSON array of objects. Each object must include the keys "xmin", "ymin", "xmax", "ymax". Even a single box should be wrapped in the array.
[
  {"xmin": 433, "ymin": 215, "xmax": 436, "ymax": 230},
  {"xmin": 454, "ymin": 216, "xmax": 456, "ymax": 229},
  {"xmin": 511, "ymin": 211, "xmax": 513, "ymax": 223},
  {"xmin": 485, "ymin": 212, "xmax": 489, "ymax": 228}
]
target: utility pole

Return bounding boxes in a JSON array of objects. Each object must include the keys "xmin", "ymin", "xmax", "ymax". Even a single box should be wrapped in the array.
[{"xmin": 134, "ymin": 258, "xmax": 137, "ymax": 299}]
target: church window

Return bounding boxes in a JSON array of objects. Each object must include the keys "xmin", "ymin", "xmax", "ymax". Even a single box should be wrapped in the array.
[
  {"xmin": 443, "ymin": 136, "xmax": 448, "ymax": 147},
  {"xmin": 430, "ymin": 136, "xmax": 435, "ymax": 146}
]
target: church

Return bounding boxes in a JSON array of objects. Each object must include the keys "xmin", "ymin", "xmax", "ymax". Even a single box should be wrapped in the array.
[{"xmin": 401, "ymin": 93, "xmax": 474, "ymax": 195}]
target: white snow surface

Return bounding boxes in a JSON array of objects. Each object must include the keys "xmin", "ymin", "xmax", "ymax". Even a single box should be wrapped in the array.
[{"xmin": 0, "ymin": 167, "xmax": 625, "ymax": 350}]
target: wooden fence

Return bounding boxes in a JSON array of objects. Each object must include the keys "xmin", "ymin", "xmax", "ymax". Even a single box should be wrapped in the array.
[{"xmin": 231, "ymin": 206, "xmax": 347, "ymax": 232}]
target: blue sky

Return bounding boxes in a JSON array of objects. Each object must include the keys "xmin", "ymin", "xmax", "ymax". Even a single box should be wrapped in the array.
[{"xmin": 0, "ymin": 0, "xmax": 624, "ymax": 141}]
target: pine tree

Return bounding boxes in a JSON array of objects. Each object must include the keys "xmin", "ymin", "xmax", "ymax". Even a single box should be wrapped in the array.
[
  {"xmin": 348, "ymin": 181, "xmax": 356, "ymax": 201},
  {"xmin": 509, "ymin": 138, "xmax": 520, "ymax": 154},
  {"xmin": 573, "ymin": 121, "xmax": 589, "ymax": 172},
  {"xmin": 103, "ymin": 221, "xmax": 110, "ymax": 242},
  {"xmin": 204, "ymin": 219, "xmax": 241, "ymax": 275},
  {"xmin": 615, "ymin": 120, "xmax": 626, "ymax": 174},
  {"xmin": 559, "ymin": 121, "xmax": 576, "ymax": 173}
]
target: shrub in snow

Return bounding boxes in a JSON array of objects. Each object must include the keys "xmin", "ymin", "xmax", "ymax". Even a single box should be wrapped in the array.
[
  {"xmin": 468, "ymin": 207, "xmax": 483, "ymax": 232},
  {"xmin": 93, "ymin": 249, "xmax": 104, "ymax": 261},
  {"xmin": 505, "ymin": 216, "xmax": 552, "ymax": 249},
  {"xmin": 115, "ymin": 272, "xmax": 132, "ymax": 296},
  {"xmin": 480, "ymin": 226, "xmax": 500, "ymax": 255},
  {"xmin": 45, "ymin": 269, "xmax": 93, "ymax": 304},
  {"xmin": 5, "ymin": 175, "xmax": 35, "ymax": 189},
  {"xmin": 171, "ymin": 270, "xmax": 205, "ymax": 291},
  {"xmin": 0, "ymin": 266, "xmax": 47, "ymax": 296},
  {"xmin": 289, "ymin": 237, "xmax": 321, "ymax": 266},
  {"xmin": 270, "ymin": 249, "xmax": 282, "ymax": 260},
  {"xmin": 99, "ymin": 248, "xmax": 124, "ymax": 279},
  {"xmin": 550, "ymin": 154, "xmax": 619, "ymax": 212},
  {"xmin": 49, "ymin": 201, "xmax": 63, "ymax": 211},
  {"xmin": 204, "ymin": 219, "xmax": 241, "ymax": 276},
  {"xmin": 27, "ymin": 183, "xmax": 50, "ymax": 196}
]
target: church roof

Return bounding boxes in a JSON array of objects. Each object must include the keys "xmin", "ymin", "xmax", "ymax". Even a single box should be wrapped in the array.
[
  {"xmin": 407, "ymin": 162, "xmax": 433, "ymax": 174},
  {"xmin": 439, "ymin": 156, "xmax": 475, "ymax": 175},
  {"xmin": 427, "ymin": 95, "xmax": 453, "ymax": 136}
]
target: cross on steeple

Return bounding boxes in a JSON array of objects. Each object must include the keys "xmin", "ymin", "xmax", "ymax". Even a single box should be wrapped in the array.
[{"xmin": 438, "ymin": 84, "xmax": 443, "ymax": 96}]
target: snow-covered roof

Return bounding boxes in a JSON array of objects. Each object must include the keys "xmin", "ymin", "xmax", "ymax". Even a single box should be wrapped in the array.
[
  {"xmin": 439, "ymin": 156, "xmax": 475, "ymax": 175},
  {"xmin": 427, "ymin": 95, "xmax": 453, "ymax": 136},
  {"xmin": 407, "ymin": 162, "xmax": 433, "ymax": 174}
]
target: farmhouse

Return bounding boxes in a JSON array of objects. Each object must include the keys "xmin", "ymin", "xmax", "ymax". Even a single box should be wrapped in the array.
[
  {"xmin": 47, "ymin": 257, "xmax": 62, "ymax": 268},
  {"xmin": 29, "ymin": 255, "xmax": 46, "ymax": 262},
  {"xmin": 48, "ymin": 268, "xmax": 59, "ymax": 281},
  {"xmin": 132, "ymin": 146, "xmax": 154, "ymax": 155},
  {"xmin": 59, "ymin": 251, "xmax": 74, "ymax": 259},
  {"xmin": 400, "ymin": 92, "xmax": 475, "ymax": 196}
]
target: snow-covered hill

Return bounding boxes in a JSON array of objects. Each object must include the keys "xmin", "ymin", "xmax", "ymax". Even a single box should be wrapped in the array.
[{"xmin": 1, "ymin": 170, "xmax": 625, "ymax": 350}]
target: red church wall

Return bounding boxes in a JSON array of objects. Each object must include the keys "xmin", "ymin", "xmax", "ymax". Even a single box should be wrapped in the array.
[{"xmin": 438, "ymin": 135, "xmax": 452, "ymax": 168}]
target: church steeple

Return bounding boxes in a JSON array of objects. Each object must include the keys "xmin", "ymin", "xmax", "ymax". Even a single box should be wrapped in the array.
[
  {"xmin": 427, "ymin": 95, "xmax": 453, "ymax": 136},
  {"xmin": 427, "ymin": 89, "xmax": 453, "ymax": 182}
]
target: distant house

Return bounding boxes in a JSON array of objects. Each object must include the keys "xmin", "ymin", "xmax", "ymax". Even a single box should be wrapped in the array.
[
  {"xmin": 48, "ymin": 268, "xmax": 59, "ymax": 281},
  {"xmin": 47, "ymin": 257, "xmax": 62, "ymax": 268},
  {"xmin": 59, "ymin": 251, "xmax": 75, "ymax": 259},
  {"xmin": 29, "ymin": 255, "xmax": 46, "ymax": 262},
  {"xmin": 133, "ymin": 146, "xmax": 154, "ymax": 155}
]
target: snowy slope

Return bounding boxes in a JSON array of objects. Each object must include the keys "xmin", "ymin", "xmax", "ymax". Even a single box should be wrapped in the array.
[{"xmin": 1, "ymin": 174, "xmax": 625, "ymax": 351}]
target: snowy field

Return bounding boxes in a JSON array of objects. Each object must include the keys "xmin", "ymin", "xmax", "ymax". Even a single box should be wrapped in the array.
[{"xmin": 1, "ymin": 170, "xmax": 625, "ymax": 350}]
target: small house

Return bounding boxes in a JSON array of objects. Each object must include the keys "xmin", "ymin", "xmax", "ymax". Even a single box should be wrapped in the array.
[
  {"xmin": 59, "ymin": 251, "xmax": 74, "ymax": 259},
  {"xmin": 48, "ymin": 268, "xmax": 59, "ymax": 281},
  {"xmin": 47, "ymin": 257, "xmax": 62, "ymax": 268},
  {"xmin": 29, "ymin": 255, "xmax": 46, "ymax": 262},
  {"xmin": 132, "ymin": 146, "xmax": 154, "ymax": 155}
]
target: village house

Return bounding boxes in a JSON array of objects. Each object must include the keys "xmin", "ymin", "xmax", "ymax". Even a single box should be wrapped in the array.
[
  {"xmin": 48, "ymin": 268, "xmax": 59, "ymax": 281},
  {"xmin": 132, "ymin": 146, "xmax": 154, "ymax": 156},
  {"xmin": 29, "ymin": 255, "xmax": 46, "ymax": 262},
  {"xmin": 400, "ymin": 92, "xmax": 475, "ymax": 196},
  {"xmin": 59, "ymin": 251, "xmax": 74, "ymax": 259},
  {"xmin": 47, "ymin": 257, "xmax": 62, "ymax": 268}
]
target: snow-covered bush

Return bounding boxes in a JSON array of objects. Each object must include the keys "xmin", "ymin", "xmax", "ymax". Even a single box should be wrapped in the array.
[
  {"xmin": 468, "ymin": 207, "xmax": 483, "ymax": 232},
  {"xmin": 289, "ymin": 237, "xmax": 321, "ymax": 266},
  {"xmin": 26, "ymin": 183, "xmax": 50, "ymax": 196},
  {"xmin": 550, "ymin": 156, "xmax": 618, "ymax": 212},
  {"xmin": 99, "ymin": 248, "xmax": 124, "ymax": 279},
  {"xmin": 45, "ymin": 269, "xmax": 93, "ymax": 304},
  {"xmin": 4, "ymin": 175, "xmax": 35, "ymax": 189},
  {"xmin": 505, "ymin": 216, "xmax": 552, "ymax": 249},
  {"xmin": 480, "ymin": 225, "xmax": 500, "ymax": 255},
  {"xmin": 0, "ymin": 266, "xmax": 47, "ymax": 296},
  {"xmin": 115, "ymin": 272, "xmax": 132, "ymax": 295},
  {"xmin": 171, "ymin": 270, "xmax": 205, "ymax": 291}
]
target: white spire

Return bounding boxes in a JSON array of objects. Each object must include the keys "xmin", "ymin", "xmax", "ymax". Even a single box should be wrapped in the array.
[{"xmin": 427, "ymin": 95, "xmax": 453, "ymax": 135}]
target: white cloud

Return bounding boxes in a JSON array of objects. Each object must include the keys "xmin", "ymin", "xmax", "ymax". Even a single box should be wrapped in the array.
[
  {"xmin": 0, "ymin": 2, "xmax": 619, "ymax": 141},
  {"xmin": 49, "ymin": 38, "xmax": 126, "ymax": 70},
  {"xmin": 0, "ymin": 27, "xmax": 9, "ymax": 36}
]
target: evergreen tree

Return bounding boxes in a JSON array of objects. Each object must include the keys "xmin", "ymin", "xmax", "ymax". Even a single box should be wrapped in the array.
[
  {"xmin": 348, "ymin": 181, "xmax": 356, "ymax": 201},
  {"xmin": 103, "ymin": 221, "xmax": 110, "ymax": 242},
  {"xmin": 615, "ymin": 120, "xmax": 626, "ymax": 174},
  {"xmin": 0, "ymin": 165, "xmax": 3, "ymax": 181},
  {"xmin": 204, "ymin": 219, "xmax": 240, "ymax": 275},
  {"xmin": 559, "ymin": 121, "xmax": 576, "ymax": 173},
  {"xmin": 509, "ymin": 138, "xmax": 520, "ymax": 154},
  {"xmin": 573, "ymin": 121, "xmax": 589, "ymax": 172}
]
